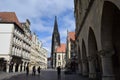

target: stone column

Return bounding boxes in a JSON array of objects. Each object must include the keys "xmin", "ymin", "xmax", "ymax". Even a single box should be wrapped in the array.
[
  {"xmin": 18, "ymin": 64, "xmax": 21, "ymax": 72},
  {"xmin": 6, "ymin": 57, "xmax": 12, "ymax": 73},
  {"xmin": 13, "ymin": 63, "xmax": 16, "ymax": 72},
  {"xmin": 6, "ymin": 61, "xmax": 10, "ymax": 73},
  {"xmin": 82, "ymin": 59, "xmax": 88, "ymax": 76},
  {"xmin": 22, "ymin": 63, "xmax": 24, "ymax": 72},
  {"xmin": 99, "ymin": 49, "xmax": 115, "ymax": 80},
  {"xmin": 24, "ymin": 62, "xmax": 27, "ymax": 71},
  {"xmin": 78, "ymin": 61, "xmax": 82, "ymax": 74},
  {"xmin": 88, "ymin": 56, "xmax": 96, "ymax": 79},
  {"xmin": 20, "ymin": 64, "xmax": 22, "ymax": 72}
]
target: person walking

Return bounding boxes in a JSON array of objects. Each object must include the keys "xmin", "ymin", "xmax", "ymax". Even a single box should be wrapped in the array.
[
  {"xmin": 57, "ymin": 66, "xmax": 61, "ymax": 80},
  {"xmin": 32, "ymin": 66, "xmax": 36, "ymax": 76},
  {"xmin": 26, "ymin": 65, "xmax": 29, "ymax": 76},
  {"xmin": 37, "ymin": 66, "xmax": 41, "ymax": 75}
]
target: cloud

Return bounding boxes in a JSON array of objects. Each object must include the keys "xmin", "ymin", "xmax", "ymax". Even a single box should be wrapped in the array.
[
  {"xmin": 0, "ymin": 0, "xmax": 74, "ymax": 20},
  {"xmin": 30, "ymin": 19, "xmax": 53, "ymax": 33},
  {"xmin": 59, "ymin": 12, "xmax": 75, "ymax": 43}
]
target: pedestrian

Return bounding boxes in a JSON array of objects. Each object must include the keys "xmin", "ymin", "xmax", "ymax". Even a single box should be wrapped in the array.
[
  {"xmin": 32, "ymin": 66, "xmax": 36, "ymax": 76},
  {"xmin": 57, "ymin": 66, "xmax": 61, "ymax": 80},
  {"xmin": 37, "ymin": 66, "xmax": 41, "ymax": 75},
  {"xmin": 26, "ymin": 65, "xmax": 29, "ymax": 76}
]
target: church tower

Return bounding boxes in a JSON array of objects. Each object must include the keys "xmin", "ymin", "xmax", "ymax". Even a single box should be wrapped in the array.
[{"xmin": 51, "ymin": 16, "xmax": 60, "ymax": 68}]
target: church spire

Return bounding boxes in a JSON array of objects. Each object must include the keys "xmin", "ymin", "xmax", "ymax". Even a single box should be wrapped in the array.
[
  {"xmin": 51, "ymin": 16, "xmax": 61, "ymax": 68},
  {"xmin": 52, "ymin": 16, "xmax": 60, "ymax": 45},
  {"xmin": 53, "ymin": 16, "xmax": 59, "ymax": 33}
]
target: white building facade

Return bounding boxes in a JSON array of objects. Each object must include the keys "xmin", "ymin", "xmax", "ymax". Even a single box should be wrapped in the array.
[
  {"xmin": 30, "ymin": 33, "xmax": 47, "ymax": 70},
  {"xmin": 0, "ymin": 12, "xmax": 31, "ymax": 72},
  {"xmin": 0, "ymin": 12, "xmax": 48, "ymax": 72},
  {"xmin": 54, "ymin": 44, "xmax": 66, "ymax": 68},
  {"xmin": 39, "ymin": 48, "xmax": 47, "ymax": 69},
  {"xmin": 55, "ymin": 52, "xmax": 66, "ymax": 68}
]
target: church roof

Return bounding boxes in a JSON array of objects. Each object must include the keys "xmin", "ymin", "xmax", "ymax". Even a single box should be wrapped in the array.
[
  {"xmin": 55, "ymin": 44, "xmax": 66, "ymax": 53},
  {"xmin": 68, "ymin": 32, "xmax": 75, "ymax": 41},
  {"xmin": 0, "ymin": 12, "xmax": 22, "ymax": 29}
]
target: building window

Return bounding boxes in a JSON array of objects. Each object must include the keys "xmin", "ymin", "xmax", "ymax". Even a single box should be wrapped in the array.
[
  {"xmin": 58, "ymin": 62, "xmax": 61, "ymax": 66},
  {"xmin": 58, "ymin": 55, "xmax": 60, "ymax": 60}
]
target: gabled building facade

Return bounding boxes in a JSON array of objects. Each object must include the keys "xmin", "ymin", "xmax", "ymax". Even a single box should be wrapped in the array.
[
  {"xmin": 66, "ymin": 32, "xmax": 77, "ymax": 71},
  {"xmin": 39, "ymin": 47, "xmax": 47, "ymax": 69},
  {"xmin": 0, "ymin": 12, "xmax": 48, "ymax": 73},
  {"xmin": 55, "ymin": 44, "xmax": 66, "ymax": 68},
  {"xmin": 30, "ymin": 33, "xmax": 42, "ymax": 70},
  {"xmin": 0, "ymin": 12, "xmax": 31, "ymax": 72},
  {"xmin": 66, "ymin": 32, "xmax": 75, "ymax": 62}
]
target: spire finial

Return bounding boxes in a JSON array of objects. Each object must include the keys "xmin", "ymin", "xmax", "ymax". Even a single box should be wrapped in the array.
[
  {"xmin": 55, "ymin": 16, "xmax": 57, "ymax": 22},
  {"xmin": 53, "ymin": 16, "xmax": 58, "ymax": 33},
  {"xmin": 55, "ymin": 16, "xmax": 57, "ymax": 19}
]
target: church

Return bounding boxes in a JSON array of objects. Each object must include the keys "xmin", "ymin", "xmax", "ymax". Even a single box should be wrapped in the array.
[{"xmin": 51, "ymin": 16, "xmax": 66, "ymax": 68}]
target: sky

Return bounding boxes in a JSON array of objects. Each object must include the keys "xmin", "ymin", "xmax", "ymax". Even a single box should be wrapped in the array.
[{"xmin": 0, "ymin": 0, "xmax": 75, "ymax": 57}]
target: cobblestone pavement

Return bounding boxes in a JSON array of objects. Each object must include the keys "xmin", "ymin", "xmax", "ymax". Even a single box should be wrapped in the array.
[
  {"xmin": 1, "ymin": 69, "xmax": 89, "ymax": 80},
  {"xmin": 0, "ymin": 71, "xmax": 25, "ymax": 80}
]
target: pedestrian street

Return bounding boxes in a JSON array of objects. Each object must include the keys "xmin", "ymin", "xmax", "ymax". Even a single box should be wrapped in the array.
[{"xmin": 1, "ymin": 69, "xmax": 89, "ymax": 80}]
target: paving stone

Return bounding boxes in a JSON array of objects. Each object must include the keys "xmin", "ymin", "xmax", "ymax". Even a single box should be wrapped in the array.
[{"xmin": 0, "ymin": 69, "xmax": 89, "ymax": 80}]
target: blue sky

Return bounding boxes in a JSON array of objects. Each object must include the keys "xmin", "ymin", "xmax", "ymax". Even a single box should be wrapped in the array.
[{"xmin": 0, "ymin": 0, "xmax": 75, "ymax": 57}]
